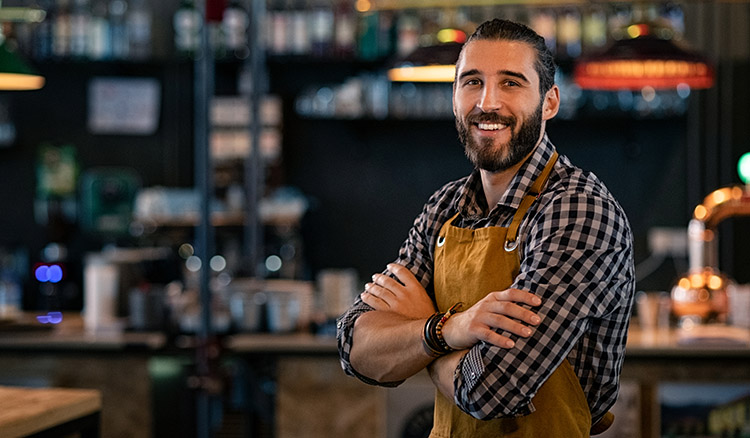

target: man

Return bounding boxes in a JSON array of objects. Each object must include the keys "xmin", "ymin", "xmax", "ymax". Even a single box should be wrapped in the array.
[{"xmin": 337, "ymin": 18, "xmax": 634, "ymax": 437}]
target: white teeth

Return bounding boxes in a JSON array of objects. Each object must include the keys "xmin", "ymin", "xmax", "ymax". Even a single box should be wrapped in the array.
[{"xmin": 477, "ymin": 123, "xmax": 504, "ymax": 130}]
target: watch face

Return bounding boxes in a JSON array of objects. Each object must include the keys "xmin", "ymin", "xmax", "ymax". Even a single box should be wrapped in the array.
[{"xmin": 401, "ymin": 404, "xmax": 434, "ymax": 438}]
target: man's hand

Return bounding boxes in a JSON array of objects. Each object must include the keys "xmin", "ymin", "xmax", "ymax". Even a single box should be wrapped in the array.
[
  {"xmin": 361, "ymin": 263, "xmax": 436, "ymax": 319},
  {"xmin": 442, "ymin": 289, "xmax": 542, "ymax": 351}
]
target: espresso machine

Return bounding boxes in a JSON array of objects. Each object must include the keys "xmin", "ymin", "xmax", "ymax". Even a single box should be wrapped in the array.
[{"xmin": 671, "ymin": 184, "xmax": 750, "ymax": 341}]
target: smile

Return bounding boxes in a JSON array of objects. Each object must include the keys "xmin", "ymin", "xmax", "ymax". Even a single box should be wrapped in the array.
[{"xmin": 476, "ymin": 122, "xmax": 507, "ymax": 131}]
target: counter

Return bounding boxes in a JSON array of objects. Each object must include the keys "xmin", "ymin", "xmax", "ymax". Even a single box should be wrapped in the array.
[
  {"xmin": 0, "ymin": 385, "xmax": 101, "ymax": 437},
  {"xmin": 2, "ymin": 317, "xmax": 750, "ymax": 438}
]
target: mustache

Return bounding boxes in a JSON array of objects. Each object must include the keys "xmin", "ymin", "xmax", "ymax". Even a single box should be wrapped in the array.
[{"xmin": 466, "ymin": 112, "xmax": 516, "ymax": 126}]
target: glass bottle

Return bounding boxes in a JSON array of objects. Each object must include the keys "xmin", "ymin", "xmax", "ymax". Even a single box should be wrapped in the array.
[
  {"xmin": 69, "ymin": 0, "xmax": 89, "ymax": 59},
  {"xmin": 333, "ymin": 0, "xmax": 356, "ymax": 58},
  {"xmin": 109, "ymin": 0, "xmax": 129, "ymax": 59},
  {"xmin": 127, "ymin": 0, "xmax": 152, "ymax": 60},
  {"xmin": 87, "ymin": 0, "xmax": 111, "ymax": 60},
  {"xmin": 173, "ymin": 0, "xmax": 202, "ymax": 58},
  {"xmin": 52, "ymin": 0, "xmax": 72, "ymax": 59},
  {"xmin": 222, "ymin": 0, "xmax": 249, "ymax": 59}
]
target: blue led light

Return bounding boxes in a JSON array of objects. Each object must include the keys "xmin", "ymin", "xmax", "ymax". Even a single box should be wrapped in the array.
[
  {"xmin": 48, "ymin": 265, "xmax": 63, "ymax": 283},
  {"xmin": 34, "ymin": 265, "xmax": 49, "ymax": 282},
  {"xmin": 36, "ymin": 311, "xmax": 63, "ymax": 324},
  {"xmin": 34, "ymin": 264, "xmax": 64, "ymax": 283}
]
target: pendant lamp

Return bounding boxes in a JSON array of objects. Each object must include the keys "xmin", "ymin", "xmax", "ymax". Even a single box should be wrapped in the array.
[
  {"xmin": 574, "ymin": 21, "xmax": 714, "ymax": 91},
  {"xmin": 0, "ymin": 42, "xmax": 44, "ymax": 90},
  {"xmin": 0, "ymin": 3, "xmax": 46, "ymax": 91},
  {"xmin": 387, "ymin": 29, "xmax": 465, "ymax": 83}
]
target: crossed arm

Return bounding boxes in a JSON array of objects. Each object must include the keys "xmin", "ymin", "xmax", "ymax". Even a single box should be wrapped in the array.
[{"xmin": 350, "ymin": 263, "xmax": 542, "ymax": 400}]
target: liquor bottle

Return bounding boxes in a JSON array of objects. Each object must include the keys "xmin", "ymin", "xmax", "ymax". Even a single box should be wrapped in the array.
[
  {"xmin": 333, "ymin": 0, "xmax": 356, "ymax": 58},
  {"xmin": 529, "ymin": 9, "xmax": 556, "ymax": 56},
  {"xmin": 109, "ymin": 0, "xmax": 129, "ymax": 59},
  {"xmin": 395, "ymin": 12, "xmax": 419, "ymax": 58},
  {"xmin": 127, "ymin": 0, "xmax": 152, "ymax": 60},
  {"xmin": 557, "ymin": 8, "xmax": 581, "ymax": 59},
  {"xmin": 52, "ymin": 0, "xmax": 72, "ymax": 59},
  {"xmin": 173, "ymin": 0, "xmax": 202, "ymax": 58},
  {"xmin": 87, "ymin": 0, "xmax": 111, "ymax": 60},
  {"xmin": 69, "ymin": 0, "xmax": 89, "ymax": 59},
  {"xmin": 289, "ymin": 0, "xmax": 308, "ymax": 55},
  {"xmin": 308, "ymin": 0, "xmax": 333, "ymax": 57},
  {"xmin": 222, "ymin": 0, "xmax": 249, "ymax": 59},
  {"xmin": 581, "ymin": 6, "xmax": 607, "ymax": 52},
  {"xmin": 32, "ymin": 0, "xmax": 55, "ymax": 60}
]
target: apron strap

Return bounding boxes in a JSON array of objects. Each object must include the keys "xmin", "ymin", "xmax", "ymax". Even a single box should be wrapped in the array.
[{"xmin": 504, "ymin": 151, "xmax": 559, "ymax": 252}]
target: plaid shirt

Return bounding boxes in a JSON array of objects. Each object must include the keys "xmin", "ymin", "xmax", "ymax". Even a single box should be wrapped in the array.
[{"xmin": 337, "ymin": 134, "xmax": 635, "ymax": 424}]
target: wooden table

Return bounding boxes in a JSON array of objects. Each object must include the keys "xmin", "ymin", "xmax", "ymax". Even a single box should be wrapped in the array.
[{"xmin": 0, "ymin": 386, "xmax": 102, "ymax": 437}]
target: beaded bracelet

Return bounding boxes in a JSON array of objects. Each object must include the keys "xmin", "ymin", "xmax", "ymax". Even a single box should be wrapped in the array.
[
  {"xmin": 435, "ymin": 302, "xmax": 462, "ymax": 351},
  {"xmin": 421, "ymin": 302, "xmax": 463, "ymax": 358}
]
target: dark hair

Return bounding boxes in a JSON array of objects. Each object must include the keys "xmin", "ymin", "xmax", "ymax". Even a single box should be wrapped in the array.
[{"xmin": 460, "ymin": 19, "xmax": 557, "ymax": 94}]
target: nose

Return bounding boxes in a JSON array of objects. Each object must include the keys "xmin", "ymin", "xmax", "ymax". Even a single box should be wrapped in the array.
[{"xmin": 477, "ymin": 83, "xmax": 502, "ymax": 112}]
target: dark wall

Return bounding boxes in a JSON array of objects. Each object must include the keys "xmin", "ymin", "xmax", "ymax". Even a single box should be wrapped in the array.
[{"xmin": 283, "ymin": 109, "xmax": 689, "ymax": 289}]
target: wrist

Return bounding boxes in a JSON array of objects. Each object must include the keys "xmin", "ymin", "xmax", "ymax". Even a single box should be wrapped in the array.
[{"xmin": 420, "ymin": 303, "xmax": 462, "ymax": 358}]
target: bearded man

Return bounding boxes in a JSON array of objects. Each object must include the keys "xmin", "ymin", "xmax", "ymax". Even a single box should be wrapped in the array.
[{"xmin": 337, "ymin": 18, "xmax": 635, "ymax": 438}]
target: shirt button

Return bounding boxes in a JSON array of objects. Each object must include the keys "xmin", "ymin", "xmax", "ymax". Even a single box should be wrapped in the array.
[
  {"xmin": 470, "ymin": 372, "xmax": 476, "ymax": 379},
  {"xmin": 336, "ymin": 321, "xmax": 342, "ymax": 329}
]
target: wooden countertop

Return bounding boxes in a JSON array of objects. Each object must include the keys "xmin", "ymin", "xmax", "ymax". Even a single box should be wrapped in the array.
[{"xmin": 0, "ymin": 386, "xmax": 101, "ymax": 437}]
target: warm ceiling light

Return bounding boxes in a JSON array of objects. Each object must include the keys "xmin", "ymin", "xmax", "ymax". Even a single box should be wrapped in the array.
[
  {"xmin": 574, "ymin": 22, "xmax": 714, "ymax": 91},
  {"xmin": 387, "ymin": 41, "xmax": 462, "ymax": 83},
  {"xmin": 0, "ymin": 42, "xmax": 44, "ymax": 90}
]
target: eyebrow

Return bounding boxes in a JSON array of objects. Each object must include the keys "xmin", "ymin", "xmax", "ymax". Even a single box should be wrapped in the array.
[{"xmin": 458, "ymin": 68, "xmax": 531, "ymax": 84}]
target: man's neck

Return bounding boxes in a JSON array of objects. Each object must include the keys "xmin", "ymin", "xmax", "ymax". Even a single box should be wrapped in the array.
[
  {"xmin": 480, "ymin": 165, "xmax": 521, "ymax": 208},
  {"xmin": 479, "ymin": 144, "xmax": 539, "ymax": 209}
]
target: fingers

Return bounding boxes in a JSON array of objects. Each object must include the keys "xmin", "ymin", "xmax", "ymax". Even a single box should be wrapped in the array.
[
  {"xmin": 360, "ymin": 288, "xmax": 389, "ymax": 310},
  {"xmin": 371, "ymin": 272, "xmax": 405, "ymax": 294},
  {"xmin": 493, "ymin": 288, "xmax": 542, "ymax": 308},
  {"xmin": 386, "ymin": 263, "xmax": 421, "ymax": 289}
]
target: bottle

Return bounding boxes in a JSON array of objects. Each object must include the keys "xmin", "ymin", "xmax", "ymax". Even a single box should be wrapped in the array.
[
  {"xmin": 333, "ymin": 0, "xmax": 356, "ymax": 58},
  {"xmin": 127, "ymin": 0, "xmax": 152, "ymax": 60},
  {"xmin": 308, "ymin": 0, "xmax": 334, "ymax": 57},
  {"xmin": 222, "ymin": 0, "xmax": 250, "ymax": 59},
  {"xmin": 109, "ymin": 0, "xmax": 129, "ymax": 59},
  {"xmin": 581, "ymin": 6, "xmax": 607, "ymax": 52},
  {"xmin": 290, "ymin": 0, "xmax": 309, "ymax": 55},
  {"xmin": 557, "ymin": 8, "xmax": 581, "ymax": 59},
  {"xmin": 32, "ymin": 0, "xmax": 55, "ymax": 60},
  {"xmin": 529, "ymin": 9, "xmax": 556, "ymax": 56},
  {"xmin": 52, "ymin": 0, "xmax": 72, "ymax": 59},
  {"xmin": 87, "ymin": 0, "xmax": 111, "ymax": 60},
  {"xmin": 69, "ymin": 0, "xmax": 89, "ymax": 59},
  {"xmin": 395, "ymin": 12, "xmax": 419, "ymax": 58},
  {"xmin": 173, "ymin": 0, "xmax": 202, "ymax": 58}
]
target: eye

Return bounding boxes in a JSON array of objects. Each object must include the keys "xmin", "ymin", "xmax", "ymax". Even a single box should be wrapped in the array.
[
  {"xmin": 504, "ymin": 79, "xmax": 521, "ymax": 87},
  {"xmin": 462, "ymin": 78, "xmax": 481, "ymax": 87}
]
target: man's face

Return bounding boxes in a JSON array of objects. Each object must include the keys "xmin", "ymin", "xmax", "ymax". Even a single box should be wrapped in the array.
[{"xmin": 453, "ymin": 39, "xmax": 559, "ymax": 172}]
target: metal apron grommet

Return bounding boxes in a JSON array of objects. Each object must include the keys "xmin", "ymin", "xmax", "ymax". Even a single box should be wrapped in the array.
[{"xmin": 504, "ymin": 239, "xmax": 519, "ymax": 252}]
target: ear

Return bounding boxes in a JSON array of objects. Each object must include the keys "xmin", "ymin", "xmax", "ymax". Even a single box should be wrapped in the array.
[{"xmin": 542, "ymin": 85, "xmax": 560, "ymax": 121}]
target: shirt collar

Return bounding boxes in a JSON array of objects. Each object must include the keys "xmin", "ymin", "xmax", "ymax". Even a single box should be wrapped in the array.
[{"xmin": 456, "ymin": 133, "xmax": 557, "ymax": 218}]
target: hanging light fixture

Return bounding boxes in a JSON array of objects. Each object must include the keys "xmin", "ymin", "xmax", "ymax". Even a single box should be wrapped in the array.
[
  {"xmin": 574, "ymin": 20, "xmax": 714, "ymax": 91},
  {"xmin": 0, "ymin": 42, "xmax": 44, "ymax": 90},
  {"xmin": 387, "ymin": 28, "xmax": 465, "ymax": 83},
  {"xmin": 0, "ymin": 2, "xmax": 46, "ymax": 91}
]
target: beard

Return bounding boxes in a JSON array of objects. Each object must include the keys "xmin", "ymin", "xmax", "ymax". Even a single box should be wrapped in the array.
[{"xmin": 456, "ymin": 101, "xmax": 543, "ymax": 173}]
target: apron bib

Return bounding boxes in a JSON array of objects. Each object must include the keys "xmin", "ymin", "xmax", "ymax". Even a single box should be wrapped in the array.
[{"xmin": 430, "ymin": 152, "xmax": 593, "ymax": 438}]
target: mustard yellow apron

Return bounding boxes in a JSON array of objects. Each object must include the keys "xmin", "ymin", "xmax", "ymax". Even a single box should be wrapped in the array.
[{"xmin": 430, "ymin": 152, "xmax": 608, "ymax": 437}]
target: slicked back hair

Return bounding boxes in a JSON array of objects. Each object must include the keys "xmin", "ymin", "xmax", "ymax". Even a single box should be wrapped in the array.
[{"xmin": 457, "ymin": 18, "xmax": 557, "ymax": 95}]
